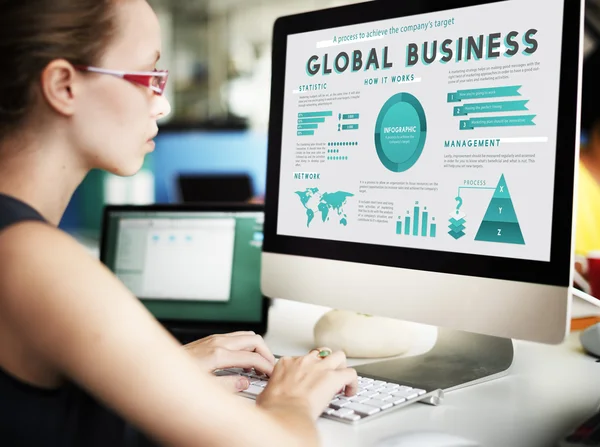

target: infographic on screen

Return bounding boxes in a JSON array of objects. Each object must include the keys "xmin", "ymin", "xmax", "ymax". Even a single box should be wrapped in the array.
[{"xmin": 276, "ymin": 0, "xmax": 563, "ymax": 262}]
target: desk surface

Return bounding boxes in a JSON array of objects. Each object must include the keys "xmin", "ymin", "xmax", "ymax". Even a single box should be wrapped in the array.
[{"xmin": 264, "ymin": 299, "xmax": 600, "ymax": 447}]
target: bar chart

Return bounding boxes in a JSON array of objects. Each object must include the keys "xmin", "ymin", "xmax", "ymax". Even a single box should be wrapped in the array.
[
  {"xmin": 297, "ymin": 111, "xmax": 332, "ymax": 136},
  {"xmin": 396, "ymin": 202, "xmax": 437, "ymax": 238}
]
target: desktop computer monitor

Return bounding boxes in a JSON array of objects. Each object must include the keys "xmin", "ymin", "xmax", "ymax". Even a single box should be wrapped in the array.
[{"xmin": 261, "ymin": 0, "xmax": 583, "ymax": 382}]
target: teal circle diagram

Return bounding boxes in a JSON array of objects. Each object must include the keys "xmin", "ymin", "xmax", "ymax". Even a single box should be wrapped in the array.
[{"xmin": 374, "ymin": 93, "xmax": 427, "ymax": 172}]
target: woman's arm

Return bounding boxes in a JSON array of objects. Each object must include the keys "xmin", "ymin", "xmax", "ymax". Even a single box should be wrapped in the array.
[{"xmin": 0, "ymin": 222, "xmax": 323, "ymax": 447}]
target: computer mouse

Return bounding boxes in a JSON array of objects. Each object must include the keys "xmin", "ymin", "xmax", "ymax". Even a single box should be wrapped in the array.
[
  {"xmin": 375, "ymin": 431, "xmax": 481, "ymax": 447},
  {"xmin": 581, "ymin": 323, "xmax": 600, "ymax": 357}
]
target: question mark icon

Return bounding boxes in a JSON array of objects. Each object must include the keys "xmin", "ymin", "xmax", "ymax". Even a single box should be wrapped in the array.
[{"xmin": 455, "ymin": 196, "xmax": 463, "ymax": 212}]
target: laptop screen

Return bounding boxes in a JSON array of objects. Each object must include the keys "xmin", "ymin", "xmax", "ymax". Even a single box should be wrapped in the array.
[{"xmin": 101, "ymin": 208, "xmax": 264, "ymax": 324}]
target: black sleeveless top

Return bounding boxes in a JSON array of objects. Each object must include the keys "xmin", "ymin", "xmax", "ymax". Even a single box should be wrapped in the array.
[{"xmin": 0, "ymin": 194, "xmax": 149, "ymax": 447}]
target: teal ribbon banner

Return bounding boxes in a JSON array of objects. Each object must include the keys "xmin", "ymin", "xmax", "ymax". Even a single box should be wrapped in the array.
[
  {"xmin": 453, "ymin": 100, "xmax": 529, "ymax": 116},
  {"xmin": 459, "ymin": 115, "xmax": 536, "ymax": 130},
  {"xmin": 447, "ymin": 86, "xmax": 521, "ymax": 103}
]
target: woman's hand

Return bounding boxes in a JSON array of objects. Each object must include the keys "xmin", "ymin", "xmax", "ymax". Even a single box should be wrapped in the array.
[
  {"xmin": 184, "ymin": 331, "xmax": 276, "ymax": 391},
  {"xmin": 256, "ymin": 349, "xmax": 358, "ymax": 420}
]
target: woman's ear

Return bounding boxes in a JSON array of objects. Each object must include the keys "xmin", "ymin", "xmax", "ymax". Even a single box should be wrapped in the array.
[{"xmin": 40, "ymin": 59, "xmax": 77, "ymax": 117}]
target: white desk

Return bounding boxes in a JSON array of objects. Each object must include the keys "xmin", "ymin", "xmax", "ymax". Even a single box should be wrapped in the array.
[{"xmin": 264, "ymin": 298, "xmax": 600, "ymax": 447}]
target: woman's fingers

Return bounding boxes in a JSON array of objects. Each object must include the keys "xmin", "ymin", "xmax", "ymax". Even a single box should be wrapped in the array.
[
  {"xmin": 211, "ymin": 348, "xmax": 275, "ymax": 376},
  {"xmin": 221, "ymin": 331, "xmax": 257, "ymax": 337},
  {"xmin": 329, "ymin": 368, "xmax": 359, "ymax": 397},
  {"xmin": 317, "ymin": 350, "xmax": 347, "ymax": 370},
  {"xmin": 212, "ymin": 334, "xmax": 276, "ymax": 366},
  {"xmin": 214, "ymin": 374, "xmax": 250, "ymax": 393}
]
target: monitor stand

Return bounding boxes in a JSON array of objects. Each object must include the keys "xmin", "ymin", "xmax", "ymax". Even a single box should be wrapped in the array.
[{"xmin": 354, "ymin": 327, "xmax": 513, "ymax": 392}]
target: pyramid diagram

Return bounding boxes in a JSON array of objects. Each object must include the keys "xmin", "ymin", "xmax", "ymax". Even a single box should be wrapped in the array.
[{"xmin": 475, "ymin": 174, "xmax": 525, "ymax": 245}]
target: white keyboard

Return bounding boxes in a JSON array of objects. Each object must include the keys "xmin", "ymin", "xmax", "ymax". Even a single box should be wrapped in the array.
[{"xmin": 216, "ymin": 368, "xmax": 444, "ymax": 424}]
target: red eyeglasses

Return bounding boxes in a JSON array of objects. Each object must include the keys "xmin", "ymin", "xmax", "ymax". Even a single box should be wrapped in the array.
[{"xmin": 74, "ymin": 65, "xmax": 169, "ymax": 96}]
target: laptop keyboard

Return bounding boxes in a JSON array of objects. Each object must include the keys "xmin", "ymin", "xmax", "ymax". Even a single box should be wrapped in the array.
[{"xmin": 216, "ymin": 368, "xmax": 443, "ymax": 424}]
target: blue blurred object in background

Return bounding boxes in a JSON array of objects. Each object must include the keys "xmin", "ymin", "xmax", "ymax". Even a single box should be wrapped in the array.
[
  {"xmin": 60, "ymin": 129, "xmax": 268, "ymax": 234},
  {"xmin": 152, "ymin": 129, "xmax": 268, "ymax": 203}
]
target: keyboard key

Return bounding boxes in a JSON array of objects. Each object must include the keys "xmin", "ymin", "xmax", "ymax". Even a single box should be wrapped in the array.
[
  {"xmin": 391, "ymin": 396, "xmax": 407, "ymax": 405},
  {"xmin": 349, "ymin": 395, "xmax": 371, "ymax": 403},
  {"xmin": 370, "ymin": 386, "xmax": 387, "ymax": 393},
  {"xmin": 345, "ymin": 402, "xmax": 381, "ymax": 416},
  {"xmin": 214, "ymin": 370, "xmax": 241, "ymax": 377},
  {"xmin": 343, "ymin": 413, "xmax": 361, "ymax": 422},
  {"xmin": 243, "ymin": 385, "xmax": 264, "ymax": 396},
  {"xmin": 361, "ymin": 391, "xmax": 381, "ymax": 399},
  {"xmin": 322, "ymin": 408, "xmax": 335, "ymax": 416},
  {"xmin": 329, "ymin": 398, "xmax": 351, "ymax": 410},
  {"xmin": 332, "ymin": 408, "xmax": 355, "ymax": 418},
  {"xmin": 363, "ymin": 398, "xmax": 393, "ymax": 410},
  {"xmin": 391, "ymin": 389, "xmax": 419, "ymax": 400}
]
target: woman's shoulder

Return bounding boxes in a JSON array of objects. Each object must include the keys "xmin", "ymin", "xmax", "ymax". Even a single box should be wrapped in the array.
[
  {"xmin": 0, "ymin": 219, "xmax": 99, "ymax": 313},
  {"xmin": 0, "ymin": 193, "xmax": 46, "ymax": 231},
  {"xmin": 0, "ymin": 218, "xmax": 73, "ymax": 256}
]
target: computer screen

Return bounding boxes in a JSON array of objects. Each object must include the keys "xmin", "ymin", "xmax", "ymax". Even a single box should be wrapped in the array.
[
  {"xmin": 278, "ymin": 3, "xmax": 562, "ymax": 262},
  {"xmin": 262, "ymin": 0, "xmax": 581, "ymax": 345},
  {"xmin": 102, "ymin": 208, "xmax": 265, "ymax": 324}
]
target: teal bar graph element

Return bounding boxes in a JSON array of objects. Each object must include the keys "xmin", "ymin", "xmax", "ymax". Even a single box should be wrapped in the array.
[
  {"xmin": 413, "ymin": 205, "xmax": 420, "ymax": 236},
  {"xmin": 430, "ymin": 222, "xmax": 437, "ymax": 237},
  {"xmin": 298, "ymin": 118, "xmax": 326, "ymax": 124},
  {"xmin": 342, "ymin": 113, "xmax": 360, "ymax": 120},
  {"xmin": 397, "ymin": 203, "xmax": 436, "ymax": 238},
  {"xmin": 475, "ymin": 174, "xmax": 525, "ymax": 245},
  {"xmin": 297, "ymin": 111, "xmax": 332, "ymax": 136},
  {"xmin": 298, "ymin": 111, "xmax": 333, "ymax": 118},
  {"xmin": 447, "ymin": 86, "xmax": 521, "ymax": 103},
  {"xmin": 342, "ymin": 124, "xmax": 359, "ymax": 130}
]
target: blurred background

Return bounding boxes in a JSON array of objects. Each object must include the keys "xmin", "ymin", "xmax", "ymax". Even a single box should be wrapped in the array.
[{"xmin": 61, "ymin": 0, "xmax": 600, "ymax": 239}]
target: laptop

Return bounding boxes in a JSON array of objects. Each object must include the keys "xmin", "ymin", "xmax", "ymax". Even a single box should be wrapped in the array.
[{"xmin": 100, "ymin": 203, "xmax": 268, "ymax": 344}]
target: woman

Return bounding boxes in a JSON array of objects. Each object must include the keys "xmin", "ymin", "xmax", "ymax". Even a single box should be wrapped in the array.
[{"xmin": 0, "ymin": 1, "xmax": 357, "ymax": 446}]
